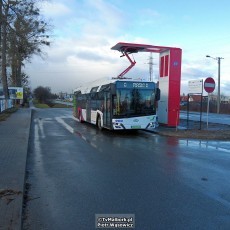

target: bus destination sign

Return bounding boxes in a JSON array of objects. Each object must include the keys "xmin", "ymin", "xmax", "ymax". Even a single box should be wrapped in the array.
[{"xmin": 116, "ymin": 81, "xmax": 154, "ymax": 89}]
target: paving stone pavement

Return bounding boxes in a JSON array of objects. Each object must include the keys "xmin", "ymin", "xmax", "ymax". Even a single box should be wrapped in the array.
[{"xmin": 0, "ymin": 108, "xmax": 31, "ymax": 230}]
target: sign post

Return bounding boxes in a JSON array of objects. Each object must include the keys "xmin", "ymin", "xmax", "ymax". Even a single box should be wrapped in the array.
[
  {"xmin": 188, "ymin": 79, "xmax": 203, "ymax": 130},
  {"xmin": 204, "ymin": 77, "xmax": 215, "ymax": 129}
]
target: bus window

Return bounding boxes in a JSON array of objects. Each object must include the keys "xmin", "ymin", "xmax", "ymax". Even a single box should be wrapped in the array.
[
  {"xmin": 90, "ymin": 86, "xmax": 99, "ymax": 93},
  {"xmin": 112, "ymin": 96, "xmax": 117, "ymax": 115},
  {"xmin": 115, "ymin": 88, "xmax": 156, "ymax": 116}
]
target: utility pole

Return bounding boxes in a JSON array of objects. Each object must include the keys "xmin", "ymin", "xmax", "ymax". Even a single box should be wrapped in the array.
[
  {"xmin": 206, "ymin": 55, "xmax": 224, "ymax": 114},
  {"xmin": 217, "ymin": 57, "xmax": 223, "ymax": 114},
  {"xmin": 146, "ymin": 53, "xmax": 154, "ymax": 81}
]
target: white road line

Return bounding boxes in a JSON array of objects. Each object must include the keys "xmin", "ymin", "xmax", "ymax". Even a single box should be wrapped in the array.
[
  {"xmin": 34, "ymin": 118, "xmax": 46, "ymax": 139},
  {"xmin": 56, "ymin": 116, "xmax": 98, "ymax": 150},
  {"xmin": 55, "ymin": 117, "xmax": 74, "ymax": 134},
  {"xmin": 58, "ymin": 115, "xmax": 79, "ymax": 122},
  {"xmin": 34, "ymin": 123, "xmax": 43, "ymax": 164}
]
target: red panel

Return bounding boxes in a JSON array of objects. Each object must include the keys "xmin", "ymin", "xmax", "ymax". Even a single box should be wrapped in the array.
[
  {"xmin": 167, "ymin": 49, "xmax": 182, "ymax": 126},
  {"xmin": 168, "ymin": 85, "xmax": 180, "ymax": 126},
  {"xmin": 160, "ymin": 56, "xmax": 164, "ymax": 77},
  {"xmin": 169, "ymin": 49, "xmax": 182, "ymax": 81},
  {"xmin": 165, "ymin": 55, "xmax": 169, "ymax": 77}
]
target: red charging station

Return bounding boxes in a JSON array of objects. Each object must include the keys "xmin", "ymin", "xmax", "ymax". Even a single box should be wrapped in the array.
[
  {"xmin": 158, "ymin": 48, "xmax": 182, "ymax": 126},
  {"xmin": 111, "ymin": 42, "xmax": 182, "ymax": 127}
]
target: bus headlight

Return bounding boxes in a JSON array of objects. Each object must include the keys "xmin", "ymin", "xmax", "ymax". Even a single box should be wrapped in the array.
[
  {"xmin": 113, "ymin": 122, "xmax": 125, "ymax": 129},
  {"xmin": 146, "ymin": 122, "xmax": 156, "ymax": 129}
]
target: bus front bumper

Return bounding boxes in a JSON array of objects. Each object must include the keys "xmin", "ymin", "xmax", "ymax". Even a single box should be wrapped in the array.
[{"xmin": 112, "ymin": 116, "xmax": 158, "ymax": 130}]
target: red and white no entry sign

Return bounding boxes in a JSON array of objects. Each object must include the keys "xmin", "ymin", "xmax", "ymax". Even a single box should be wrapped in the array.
[{"xmin": 204, "ymin": 77, "xmax": 215, "ymax": 93}]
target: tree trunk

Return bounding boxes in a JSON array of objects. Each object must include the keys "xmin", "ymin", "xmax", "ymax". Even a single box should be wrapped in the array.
[
  {"xmin": 10, "ymin": 35, "xmax": 17, "ymax": 86},
  {"xmin": 0, "ymin": 0, "xmax": 2, "ymax": 47},
  {"xmin": 16, "ymin": 52, "xmax": 22, "ymax": 87},
  {"xmin": 1, "ymin": 3, "xmax": 9, "ymax": 100}
]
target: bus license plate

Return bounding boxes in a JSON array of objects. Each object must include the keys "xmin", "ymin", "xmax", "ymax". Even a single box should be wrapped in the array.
[{"xmin": 131, "ymin": 125, "xmax": 141, "ymax": 129}]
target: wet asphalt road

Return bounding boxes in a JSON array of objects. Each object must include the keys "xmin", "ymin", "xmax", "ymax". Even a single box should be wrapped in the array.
[{"xmin": 23, "ymin": 108, "xmax": 230, "ymax": 230}]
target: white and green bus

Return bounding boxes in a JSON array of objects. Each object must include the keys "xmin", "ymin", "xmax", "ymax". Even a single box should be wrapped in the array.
[{"xmin": 73, "ymin": 78, "xmax": 160, "ymax": 130}]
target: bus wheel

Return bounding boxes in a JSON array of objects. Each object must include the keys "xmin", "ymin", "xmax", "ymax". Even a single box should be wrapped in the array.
[{"xmin": 97, "ymin": 116, "xmax": 103, "ymax": 130}]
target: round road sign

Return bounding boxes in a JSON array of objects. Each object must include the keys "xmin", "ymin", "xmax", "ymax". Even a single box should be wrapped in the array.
[{"xmin": 204, "ymin": 77, "xmax": 215, "ymax": 93}]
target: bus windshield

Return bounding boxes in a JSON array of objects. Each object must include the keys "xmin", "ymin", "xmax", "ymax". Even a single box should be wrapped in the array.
[{"xmin": 114, "ymin": 88, "xmax": 156, "ymax": 117}]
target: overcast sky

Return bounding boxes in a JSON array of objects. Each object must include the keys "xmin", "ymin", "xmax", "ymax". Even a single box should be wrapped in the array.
[{"xmin": 24, "ymin": 0, "xmax": 230, "ymax": 95}]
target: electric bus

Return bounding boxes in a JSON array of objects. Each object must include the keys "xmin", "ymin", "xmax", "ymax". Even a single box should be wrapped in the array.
[{"xmin": 73, "ymin": 77, "xmax": 160, "ymax": 130}]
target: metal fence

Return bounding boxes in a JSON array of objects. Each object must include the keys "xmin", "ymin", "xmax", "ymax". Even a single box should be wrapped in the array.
[{"xmin": 0, "ymin": 99, "xmax": 13, "ymax": 112}]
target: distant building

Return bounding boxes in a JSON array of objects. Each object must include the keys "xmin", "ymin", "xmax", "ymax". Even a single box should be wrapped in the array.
[
  {"xmin": 221, "ymin": 95, "xmax": 230, "ymax": 104},
  {"xmin": 58, "ymin": 92, "xmax": 73, "ymax": 101}
]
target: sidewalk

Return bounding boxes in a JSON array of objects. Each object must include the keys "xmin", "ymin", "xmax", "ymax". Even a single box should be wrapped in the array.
[
  {"xmin": 0, "ymin": 108, "xmax": 31, "ymax": 230},
  {"xmin": 151, "ymin": 117, "xmax": 230, "ymax": 140}
]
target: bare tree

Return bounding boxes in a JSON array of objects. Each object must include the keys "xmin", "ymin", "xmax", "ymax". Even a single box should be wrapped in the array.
[
  {"xmin": 8, "ymin": 0, "xmax": 51, "ymax": 87},
  {"xmin": 0, "ymin": 0, "xmax": 11, "ymax": 100},
  {"xmin": 0, "ymin": 0, "xmax": 51, "ymax": 103}
]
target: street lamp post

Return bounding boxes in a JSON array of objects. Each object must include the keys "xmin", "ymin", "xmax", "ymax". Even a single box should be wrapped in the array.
[{"xmin": 206, "ymin": 55, "xmax": 224, "ymax": 114}]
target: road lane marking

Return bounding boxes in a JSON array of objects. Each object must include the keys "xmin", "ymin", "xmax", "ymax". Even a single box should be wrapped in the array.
[
  {"xmin": 55, "ymin": 117, "xmax": 74, "ymax": 134},
  {"xmin": 34, "ymin": 118, "xmax": 46, "ymax": 139},
  {"xmin": 34, "ymin": 123, "xmax": 43, "ymax": 164},
  {"xmin": 55, "ymin": 116, "xmax": 102, "ymax": 152},
  {"xmin": 58, "ymin": 115, "xmax": 78, "ymax": 121}
]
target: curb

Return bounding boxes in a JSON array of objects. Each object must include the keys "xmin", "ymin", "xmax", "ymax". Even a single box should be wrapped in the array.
[{"xmin": 20, "ymin": 108, "xmax": 32, "ymax": 230}]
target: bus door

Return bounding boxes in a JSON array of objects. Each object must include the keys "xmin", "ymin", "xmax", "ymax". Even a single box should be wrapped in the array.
[
  {"xmin": 86, "ymin": 99, "xmax": 91, "ymax": 122},
  {"xmin": 103, "ymin": 92, "xmax": 111, "ymax": 128}
]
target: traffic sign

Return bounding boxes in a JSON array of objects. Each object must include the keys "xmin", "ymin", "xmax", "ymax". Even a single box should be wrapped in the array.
[
  {"xmin": 204, "ymin": 77, "xmax": 215, "ymax": 93},
  {"xmin": 188, "ymin": 79, "xmax": 203, "ymax": 94}
]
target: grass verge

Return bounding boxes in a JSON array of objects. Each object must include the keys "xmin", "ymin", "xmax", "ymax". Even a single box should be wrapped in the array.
[
  {"xmin": 33, "ymin": 103, "xmax": 50, "ymax": 108},
  {"xmin": 52, "ymin": 103, "xmax": 72, "ymax": 108},
  {"xmin": 33, "ymin": 100, "xmax": 72, "ymax": 108}
]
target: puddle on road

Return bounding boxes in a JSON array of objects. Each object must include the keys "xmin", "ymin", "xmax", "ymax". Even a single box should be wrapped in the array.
[
  {"xmin": 74, "ymin": 129, "xmax": 104, "ymax": 153},
  {"xmin": 178, "ymin": 139, "xmax": 230, "ymax": 153},
  {"xmin": 173, "ymin": 138, "xmax": 230, "ymax": 209}
]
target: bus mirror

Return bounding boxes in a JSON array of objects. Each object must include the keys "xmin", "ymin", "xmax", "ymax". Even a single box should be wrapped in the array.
[{"xmin": 155, "ymin": 88, "xmax": 160, "ymax": 101}]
